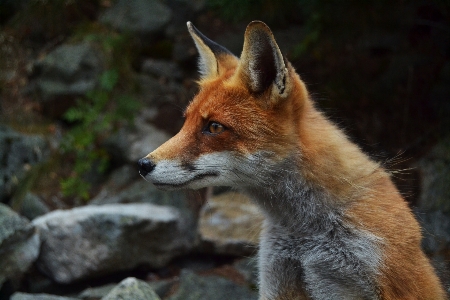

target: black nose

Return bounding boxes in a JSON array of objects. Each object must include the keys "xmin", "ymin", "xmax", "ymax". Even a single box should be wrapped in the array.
[{"xmin": 138, "ymin": 157, "xmax": 155, "ymax": 177}]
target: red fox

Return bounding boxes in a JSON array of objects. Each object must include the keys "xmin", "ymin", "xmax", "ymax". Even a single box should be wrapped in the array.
[{"xmin": 138, "ymin": 21, "xmax": 447, "ymax": 299}]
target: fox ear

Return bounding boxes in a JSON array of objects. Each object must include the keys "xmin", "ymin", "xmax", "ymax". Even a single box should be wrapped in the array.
[
  {"xmin": 236, "ymin": 21, "xmax": 288, "ymax": 96},
  {"xmin": 187, "ymin": 22, "xmax": 238, "ymax": 80}
]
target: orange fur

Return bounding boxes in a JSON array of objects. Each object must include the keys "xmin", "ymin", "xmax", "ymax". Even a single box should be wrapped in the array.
[{"xmin": 141, "ymin": 21, "xmax": 447, "ymax": 299}]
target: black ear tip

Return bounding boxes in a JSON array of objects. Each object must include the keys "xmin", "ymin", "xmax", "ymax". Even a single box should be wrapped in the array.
[
  {"xmin": 248, "ymin": 20, "xmax": 266, "ymax": 26},
  {"xmin": 246, "ymin": 20, "xmax": 271, "ymax": 32},
  {"xmin": 187, "ymin": 21, "xmax": 199, "ymax": 36}
]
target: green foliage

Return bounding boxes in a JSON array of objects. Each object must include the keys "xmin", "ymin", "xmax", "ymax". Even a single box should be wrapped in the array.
[{"xmin": 60, "ymin": 29, "xmax": 140, "ymax": 200}]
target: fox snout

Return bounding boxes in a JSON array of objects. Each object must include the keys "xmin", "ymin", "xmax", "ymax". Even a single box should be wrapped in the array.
[{"xmin": 138, "ymin": 157, "xmax": 155, "ymax": 177}]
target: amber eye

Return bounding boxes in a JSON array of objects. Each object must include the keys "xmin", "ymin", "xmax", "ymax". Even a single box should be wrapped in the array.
[{"xmin": 205, "ymin": 121, "xmax": 225, "ymax": 135}]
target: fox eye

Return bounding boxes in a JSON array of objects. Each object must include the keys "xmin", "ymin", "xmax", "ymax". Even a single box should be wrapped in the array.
[{"xmin": 205, "ymin": 121, "xmax": 225, "ymax": 135}]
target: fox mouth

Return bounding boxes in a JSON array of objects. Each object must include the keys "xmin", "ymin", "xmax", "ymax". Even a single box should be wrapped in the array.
[{"xmin": 151, "ymin": 171, "xmax": 220, "ymax": 188}]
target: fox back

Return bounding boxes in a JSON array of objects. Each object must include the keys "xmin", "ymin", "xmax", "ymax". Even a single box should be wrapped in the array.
[{"xmin": 138, "ymin": 21, "xmax": 446, "ymax": 300}]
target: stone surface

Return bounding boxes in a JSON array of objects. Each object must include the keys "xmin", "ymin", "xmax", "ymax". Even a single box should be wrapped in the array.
[
  {"xmin": 102, "ymin": 277, "xmax": 160, "ymax": 300},
  {"xmin": 198, "ymin": 192, "xmax": 263, "ymax": 256},
  {"xmin": 104, "ymin": 108, "xmax": 172, "ymax": 163},
  {"xmin": 141, "ymin": 59, "xmax": 183, "ymax": 80},
  {"xmin": 127, "ymin": 112, "xmax": 172, "ymax": 162},
  {"xmin": 10, "ymin": 293, "xmax": 79, "ymax": 300},
  {"xmin": 33, "ymin": 203, "xmax": 196, "ymax": 284},
  {"xmin": 137, "ymin": 73, "xmax": 192, "ymax": 106},
  {"xmin": 90, "ymin": 165, "xmax": 195, "ymax": 218},
  {"xmin": 90, "ymin": 165, "xmax": 199, "ymax": 250},
  {"xmin": 147, "ymin": 279, "xmax": 176, "ymax": 299},
  {"xmin": 79, "ymin": 284, "xmax": 116, "ymax": 299},
  {"xmin": 233, "ymin": 257, "xmax": 259, "ymax": 288},
  {"xmin": 0, "ymin": 125, "xmax": 48, "ymax": 202},
  {"xmin": 91, "ymin": 174, "xmax": 190, "ymax": 213},
  {"xmin": 0, "ymin": 203, "xmax": 40, "ymax": 289},
  {"xmin": 100, "ymin": 0, "xmax": 172, "ymax": 36},
  {"xmin": 78, "ymin": 279, "xmax": 174, "ymax": 300},
  {"xmin": 35, "ymin": 42, "xmax": 102, "ymax": 101},
  {"xmin": 167, "ymin": 269, "xmax": 257, "ymax": 300},
  {"xmin": 15, "ymin": 192, "xmax": 50, "ymax": 220}
]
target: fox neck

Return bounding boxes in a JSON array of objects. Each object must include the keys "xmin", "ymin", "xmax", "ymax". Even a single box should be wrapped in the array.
[
  {"xmin": 243, "ymin": 155, "xmax": 342, "ymax": 232},
  {"xmin": 243, "ymin": 97, "xmax": 382, "ymax": 232}
]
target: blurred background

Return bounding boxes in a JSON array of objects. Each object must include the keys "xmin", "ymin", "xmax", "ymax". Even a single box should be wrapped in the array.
[{"xmin": 0, "ymin": 0, "xmax": 449, "ymax": 299}]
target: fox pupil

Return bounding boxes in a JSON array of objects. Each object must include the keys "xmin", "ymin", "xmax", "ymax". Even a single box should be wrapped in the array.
[{"xmin": 207, "ymin": 122, "xmax": 224, "ymax": 134}]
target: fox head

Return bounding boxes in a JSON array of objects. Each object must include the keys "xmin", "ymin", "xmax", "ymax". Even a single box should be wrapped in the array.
[{"xmin": 138, "ymin": 21, "xmax": 310, "ymax": 190}]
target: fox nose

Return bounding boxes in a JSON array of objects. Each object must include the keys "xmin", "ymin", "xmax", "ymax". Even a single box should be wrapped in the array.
[{"xmin": 138, "ymin": 157, "xmax": 155, "ymax": 177}]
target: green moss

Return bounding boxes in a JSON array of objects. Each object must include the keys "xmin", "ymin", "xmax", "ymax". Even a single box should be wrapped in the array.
[{"xmin": 60, "ymin": 26, "xmax": 141, "ymax": 200}]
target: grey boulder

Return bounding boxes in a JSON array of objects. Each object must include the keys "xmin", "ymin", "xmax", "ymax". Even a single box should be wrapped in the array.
[
  {"xmin": 35, "ymin": 42, "xmax": 102, "ymax": 101},
  {"xmin": 0, "ymin": 125, "xmax": 48, "ymax": 202},
  {"xmin": 10, "ymin": 293, "xmax": 79, "ymax": 300},
  {"xmin": 33, "ymin": 203, "xmax": 195, "ymax": 284},
  {"xmin": 198, "ymin": 192, "xmax": 263, "ymax": 256},
  {"xmin": 100, "ymin": 0, "xmax": 172, "ymax": 36},
  {"xmin": 167, "ymin": 269, "xmax": 257, "ymax": 300},
  {"xmin": 0, "ymin": 203, "xmax": 40, "ymax": 289},
  {"xmin": 102, "ymin": 277, "xmax": 161, "ymax": 300}
]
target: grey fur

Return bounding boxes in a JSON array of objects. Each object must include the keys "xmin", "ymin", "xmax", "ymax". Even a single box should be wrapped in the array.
[{"xmin": 235, "ymin": 153, "xmax": 382, "ymax": 300}]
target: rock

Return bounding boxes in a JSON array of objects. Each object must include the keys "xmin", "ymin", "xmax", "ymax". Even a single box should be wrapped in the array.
[
  {"xmin": 141, "ymin": 59, "xmax": 183, "ymax": 81},
  {"xmin": 233, "ymin": 257, "xmax": 259, "ymax": 288},
  {"xmin": 104, "ymin": 108, "xmax": 172, "ymax": 163},
  {"xmin": 10, "ymin": 293, "xmax": 79, "ymax": 300},
  {"xmin": 0, "ymin": 125, "xmax": 48, "ymax": 202},
  {"xmin": 136, "ymin": 75, "xmax": 188, "ymax": 107},
  {"xmin": 34, "ymin": 42, "xmax": 102, "ymax": 110},
  {"xmin": 90, "ymin": 165, "xmax": 198, "ymax": 247},
  {"xmin": 78, "ymin": 279, "xmax": 174, "ymax": 300},
  {"xmin": 91, "ymin": 178, "xmax": 194, "ymax": 216},
  {"xmin": 100, "ymin": 0, "xmax": 172, "ymax": 37},
  {"xmin": 91, "ymin": 169, "xmax": 190, "ymax": 213},
  {"xmin": 167, "ymin": 269, "xmax": 257, "ymax": 300},
  {"xmin": 102, "ymin": 277, "xmax": 160, "ymax": 300},
  {"xmin": 0, "ymin": 203, "xmax": 41, "ymax": 289},
  {"xmin": 33, "ymin": 203, "xmax": 196, "ymax": 284},
  {"xmin": 147, "ymin": 279, "xmax": 176, "ymax": 299},
  {"xmin": 198, "ymin": 192, "xmax": 263, "ymax": 256},
  {"xmin": 119, "ymin": 122, "xmax": 167, "ymax": 161},
  {"xmin": 79, "ymin": 284, "xmax": 116, "ymax": 299},
  {"xmin": 15, "ymin": 192, "xmax": 50, "ymax": 220},
  {"xmin": 84, "ymin": 164, "xmax": 127, "ymax": 192}
]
